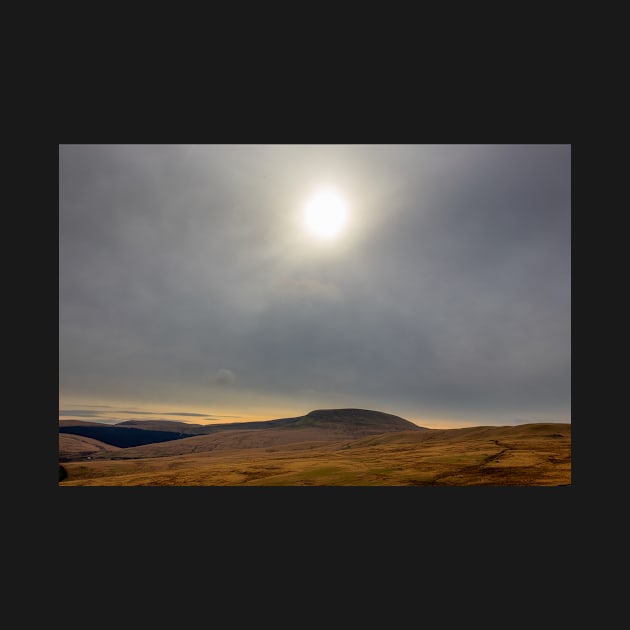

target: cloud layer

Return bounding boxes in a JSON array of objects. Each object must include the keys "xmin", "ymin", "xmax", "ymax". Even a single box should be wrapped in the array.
[{"xmin": 59, "ymin": 144, "xmax": 570, "ymax": 424}]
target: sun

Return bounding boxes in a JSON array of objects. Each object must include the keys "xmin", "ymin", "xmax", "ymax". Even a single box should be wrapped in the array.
[{"xmin": 304, "ymin": 189, "xmax": 348, "ymax": 238}]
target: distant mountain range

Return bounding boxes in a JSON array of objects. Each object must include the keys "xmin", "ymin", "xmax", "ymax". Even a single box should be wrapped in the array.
[{"xmin": 59, "ymin": 408, "xmax": 425, "ymax": 452}]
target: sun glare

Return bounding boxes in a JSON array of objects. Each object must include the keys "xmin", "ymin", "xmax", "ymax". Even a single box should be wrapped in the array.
[{"xmin": 304, "ymin": 189, "xmax": 348, "ymax": 238}]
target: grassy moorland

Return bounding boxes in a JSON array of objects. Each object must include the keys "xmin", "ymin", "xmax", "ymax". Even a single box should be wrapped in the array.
[
  {"xmin": 59, "ymin": 422, "xmax": 570, "ymax": 486},
  {"xmin": 59, "ymin": 433, "xmax": 121, "ymax": 460}
]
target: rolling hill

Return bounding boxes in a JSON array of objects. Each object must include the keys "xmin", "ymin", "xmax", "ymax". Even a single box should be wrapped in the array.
[
  {"xmin": 114, "ymin": 420, "xmax": 209, "ymax": 434},
  {"xmin": 116, "ymin": 408, "xmax": 424, "ymax": 435},
  {"xmin": 59, "ymin": 433, "xmax": 121, "ymax": 461},
  {"xmin": 58, "ymin": 422, "xmax": 571, "ymax": 486},
  {"xmin": 59, "ymin": 408, "xmax": 425, "ymax": 452},
  {"xmin": 58, "ymin": 424, "xmax": 193, "ymax": 448}
]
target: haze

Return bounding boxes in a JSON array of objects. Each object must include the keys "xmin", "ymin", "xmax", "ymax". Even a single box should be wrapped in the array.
[{"xmin": 59, "ymin": 144, "xmax": 570, "ymax": 428}]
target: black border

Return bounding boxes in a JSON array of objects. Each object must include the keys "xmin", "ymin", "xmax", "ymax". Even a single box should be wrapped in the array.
[{"xmin": 50, "ymin": 92, "xmax": 578, "ymax": 565}]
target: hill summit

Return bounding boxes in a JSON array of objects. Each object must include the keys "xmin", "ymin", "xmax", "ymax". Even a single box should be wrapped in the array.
[
  {"xmin": 61, "ymin": 407, "xmax": 427, "ymax": 451},
  {"xmin": 115, "ymin": 408, "xmax": 426, "ymax": 436},
  {"xmin": 291, "ymin": 408, "xmax": 425, "ymax": 432}
]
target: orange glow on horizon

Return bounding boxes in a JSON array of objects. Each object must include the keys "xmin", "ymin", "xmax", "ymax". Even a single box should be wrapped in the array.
[{"xmin": 59, "ymin": 394, "xmax": 568, "ymax": 430}]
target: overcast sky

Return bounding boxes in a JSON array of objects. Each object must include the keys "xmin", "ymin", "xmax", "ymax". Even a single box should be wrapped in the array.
[{"xmin": 59, "ymin": 144, "xmax": 570, "ymax": 428}]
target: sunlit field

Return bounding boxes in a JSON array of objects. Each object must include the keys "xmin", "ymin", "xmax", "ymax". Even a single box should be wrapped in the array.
[{"xmin": 60, "ymin": 423, "xmax": 570, "ymax": 486}]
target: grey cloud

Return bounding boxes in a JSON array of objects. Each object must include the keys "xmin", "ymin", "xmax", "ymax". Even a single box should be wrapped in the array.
[
  {"xmin": 60, "ymin": 408, "xmax": 224, "ymax": 418},
  {"xmin": 59, "ymin": 410, "xmax": 109, "ymax": 418},
  {"xmin": 105, "ymin": 410, "xmax": 211, "ymax": 417},
  {"xmin": 215, "ymin": 369, "xmax": 236, "ymax": 386},
  {"xmin": 283, "ymin": 278, "xmax": 342, "ymax": 301},
  {"xmin": 59, "ymin": 144, "xmax": 570, "ymax": 425}
]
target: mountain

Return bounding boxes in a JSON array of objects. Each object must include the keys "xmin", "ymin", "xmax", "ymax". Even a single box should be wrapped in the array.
[
  {"xmin": 59, "ymin": 419, "xmax": 117, "ymax": 428},
  {"xmin": 60, "ymin": 408, "xmax": 425, "ymax": 453},
  {"xmin": 58, "ymin": 424, "xmax": 193, "ymax": 448},
  {"xmin": 83, "ymin": 409, "xmax": 426, "ymax": 459},
  {"xmin": 285, "ymin": 408, "xmax": 424, "ymax": 433},
  {"xmin": 118, "ymin": 408, "xmax": 424, "ymax": 435},
  {"xmin": 114, "ymin": 420, "xmax": 208, "ymax": 434}
]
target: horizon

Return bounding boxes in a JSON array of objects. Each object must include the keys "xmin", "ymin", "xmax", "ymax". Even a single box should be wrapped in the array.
[
  {"xmin": 60, "ymin": 145, "xmax": 570, "ymax": 430},
  {"xmin": 58, "ymin": 400, "xmax": 571, "ymax": 431}
]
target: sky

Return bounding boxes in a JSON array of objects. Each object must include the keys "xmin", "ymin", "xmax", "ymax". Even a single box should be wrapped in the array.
[{"xmin": 59, "ymin": 144, "xmax": 570, "ymax": 428}]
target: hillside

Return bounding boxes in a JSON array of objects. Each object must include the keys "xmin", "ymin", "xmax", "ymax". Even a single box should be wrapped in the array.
[
  {"xmin": 59, "ymin": 408, "xmax": 424, "ymax": 452},
  {"xmin": 60, "ymin": 419, "xmax": 117, "ymax": 428},
  {"xmin": 83, "ymin": 410, "xmax": 420, "ymax": 459},
  {"xmin": 87, "ymin": 408, "xmax": 424, "ymax": 458},
  {"xmin": 89, "ymin": 427, "xmax": 364, "ymax": 460},
  {"xmin": 116, "ymin": 408, "xmax": 424, "ymax": 436},
  {"xmin": 59, "ymin": 433, "xmax": 121, "ymax": 461},
  {"xmin": 288, "ymin": 408, "xmax": 424, "ymax": 433},
  {"xmin": 115, "ymin": 420, "xmax": 208, "ymax": 434},
  {"xmin": 58, "ymin": 424, "xmax": 193, "ymax": 448},
  {"xmin": 59, "ymin": 422, "xmax": 571, "ymax": 486}
]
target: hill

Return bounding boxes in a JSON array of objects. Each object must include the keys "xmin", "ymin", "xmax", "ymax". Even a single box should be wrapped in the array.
[
  {"xmin": 58, "ymin": 424, "xmax": 194, "ymax": 448},
  {"xmin": 287, "ymin": 408, "xmax": 424, "ymax": 432},
  {"xmin": 116, "ymin": 408, "xmax": 424, "ymax": 436},
  {"xmin": 59, "ymin": 419, "xmax": 116, "ymax": 428},
  {"xmin": 59, "ymin": 422, "xmax": 571, "ymax": 486},
  {"xmin": 59, "ymin": 433, "xmax": 121, "ymax": 461},
  {"xmin": 86, "ymin": 408, "xmax": 425, "ymax": 458},
  {"xmin": 115, "ymin": 420, "xmax": 208, "ymax": 434},
  {"xmin": 89, "ymin": 427, "xmax": 367, "ymax": 460},
  {"xmin": 60, "ymin": 408, "xmax": 424, "ymax": 452}
]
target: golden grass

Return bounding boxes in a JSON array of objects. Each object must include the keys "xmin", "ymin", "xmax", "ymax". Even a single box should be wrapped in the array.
[
  {"xmin": 59, "ymin": 433, "xmax": 121, "ymax": 458},
  {"xmin": 59, "ymin": 423, "xmax": 571, "ymax": 486}
]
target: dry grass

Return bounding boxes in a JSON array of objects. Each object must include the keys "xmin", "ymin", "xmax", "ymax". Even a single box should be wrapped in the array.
[
  {"xmin": 82, "ymin": 427, "xmax": 354, "ymax": 460},
  {"xmin": 59, "ymin": 433, "xmax": 121, "ymax": 459},
  {"xmin": 59, "ymin": 423, "xmax": 571, "ymax": 486}
]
